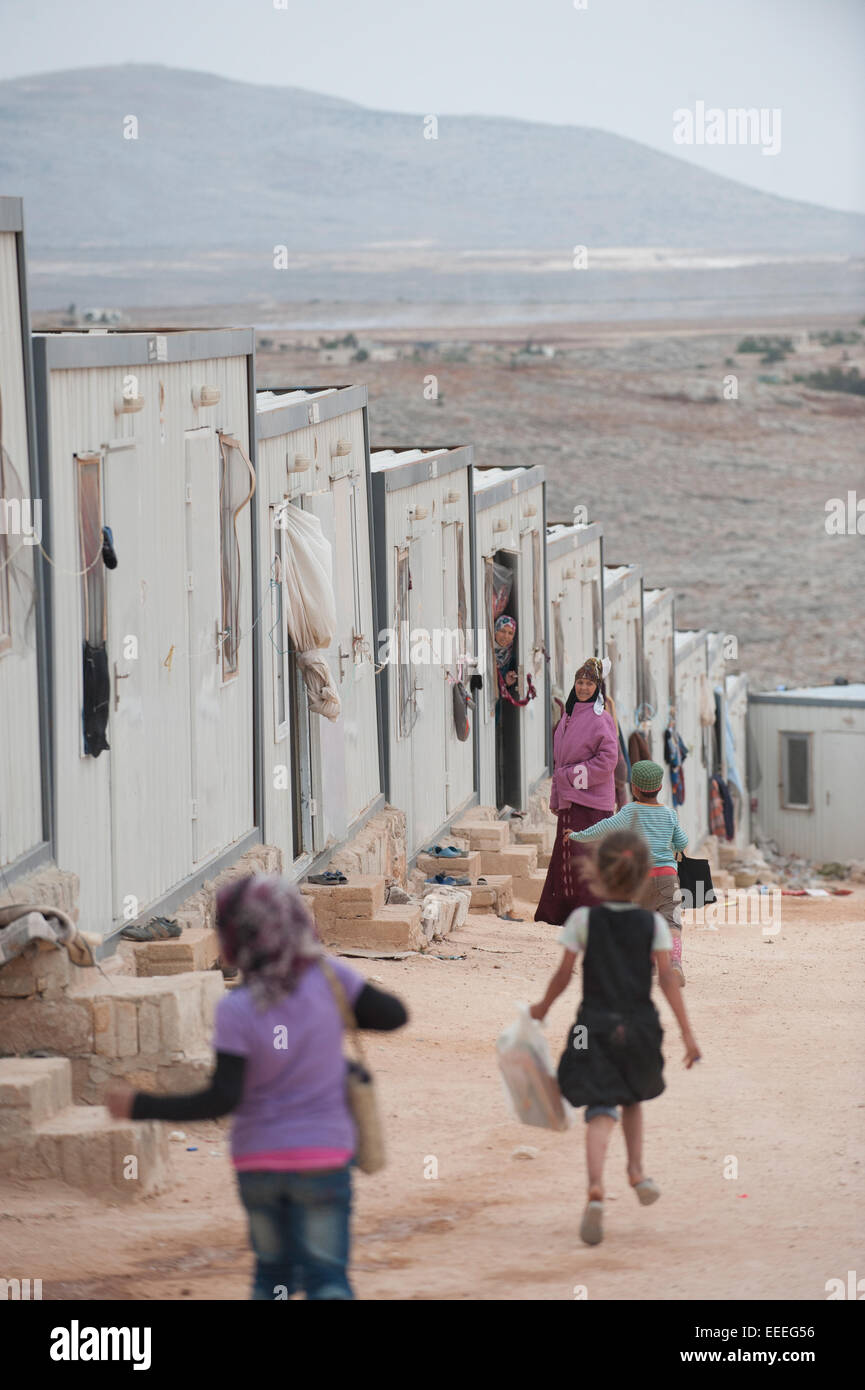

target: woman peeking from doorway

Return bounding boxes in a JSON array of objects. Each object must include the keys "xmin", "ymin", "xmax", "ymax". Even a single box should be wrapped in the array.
[{"xmin": 535, "ymin": 657, "xmax": 620, "ymax": 926}]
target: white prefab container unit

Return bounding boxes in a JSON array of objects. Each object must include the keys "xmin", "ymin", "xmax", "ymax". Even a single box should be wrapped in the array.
[
  {"xmin": 641, "ymin": 586, "xmax": 676, "ymax": 794},
  {"xmin": 603, "ymin": 562, "xmax": 643, "ymax": 740},
  {"xmin": 747, "ymin": 684, "xmax": 865, "ymax": 861},
  {"xmin": 673, "ymin": 628, "xmax": 712, "ymax": 850},
  {"xmin": 370, "ymin": 446, "xmax": 475, "ymax": 859},
  {"xmin": 33, "ymin": 329, "xmax": 258, "ymax": 937},
  {"xmin": 255, "ymin": 386, "xmax": 381, "ymax": 874},
  {"xmin": 0, "ymin": 197, "xmax": 49, "ymax": 881},
  {"xmin": 546, "ymin": 520, "xmax": 603, "ymax": 727},
  {"xmin": 473, "ymin": 464, "xmax": 548, "ymax": 812}
]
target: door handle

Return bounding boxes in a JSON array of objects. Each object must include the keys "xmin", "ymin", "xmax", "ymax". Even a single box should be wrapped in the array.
[{"xmin": 113, "ymin": 662, "xmax": 129, "ymax": 711}]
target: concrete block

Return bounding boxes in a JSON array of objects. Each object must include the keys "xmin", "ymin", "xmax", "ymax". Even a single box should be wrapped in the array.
[
  {"xmin": 469, "ymin": 876, "xmax": 514, "ymax": 913},
  {"xmin": 115, "ymin": 1001, "xmax": 139, "ymax": 1058},
  {"xmin": 330, "ymin": 877, "xmax": 386, "ymax": 916},
  {"xmin": 513, "ymin": 829, "xmax": 545, "ymax": 847},
  {"xmin": 0, "ymin": 995, "xmax": 94, "ymax": 1056},
  {"xmin": 512, "ymin": 870, "xmax": 547, "ymax": 905},
  {"xmin": 416, "ymin": 851, "xmax": 481, "ymax": 880},
  {"xmin": 0, "ymin": 1057, "xmax": 72, "ymax": 1143},
  {"xmin": 537, "ymin": 850, "xmax": 552, "ymax": 869},
  {"xmin": 92, "ymin": 998, "xmax": 117, "ymax": 1057},
  {"xmin": 451, "ymin": 819, "xmax": 510, "ymax": 850},
  {"xmin": 132, "ymin": 926, "xmax": 221, "ymax": 977},
  {"xmin": 479, "ymin": 846, "xmax": 538, "ymax": 876},
  {"xmin": 320, "ymin": 905, "xmax": 425, "ymax": 952},
  {"xmin": 0, "ymin": 943, "xmax": 72, "ymax": 999}
]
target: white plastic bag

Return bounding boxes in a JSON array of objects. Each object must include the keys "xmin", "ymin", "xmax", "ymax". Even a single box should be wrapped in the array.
[{"xmin": 496, "ymin": 1004, "xmax": 570, "ymax": 1131}]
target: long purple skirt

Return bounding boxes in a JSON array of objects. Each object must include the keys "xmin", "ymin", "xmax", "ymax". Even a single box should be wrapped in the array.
[{"xmin": 534, "ymin": 803, "xmax": 611, "ymax": 926}]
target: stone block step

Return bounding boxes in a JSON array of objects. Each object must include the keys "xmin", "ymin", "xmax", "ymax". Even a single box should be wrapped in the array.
[
  {"xmin": 416, "ymin": 850, "xmax": 481, "ymax": 880},
  {"xmin": 318, "ymin": 904, "xmax": 425, "ymax": 953},
  {"xmin": 128, "ymin": 925, "xmax": 221, "ymax": 978},
  {"xmin": 301, "ymin": 875, "xmax": 387, "ymax": 922},
  {"xmin": 0, "ymin": 1057, "xmax": 72, "ymax": 1143},
  {"xmin": 479, "ymin": 845, "xmax": 538, "ymax": 876},
  {"xmin": 450, "ymin": 819, "xmax": 510, "ymax": 851},
  {"xmin": 537, "ymin": 849, "xmax": 552, "ymax": 869},
  {"xmin": 513, "ymin": 829, "xmax": 545, "ymax": 848},
  {"xmin": 469, "ymin": 876, "xmax": 514, "ymax": 914},
  {"xmin": 0, "ymin": 971, "xmax": 224, "ymax": 1104},
  {"xmin": 512, "ymin": 870, "xmax": 548, "ymax": 905},
  {"xmin": 0, "ymin": 1057, "xmax": 169, "ymax": 1199}
]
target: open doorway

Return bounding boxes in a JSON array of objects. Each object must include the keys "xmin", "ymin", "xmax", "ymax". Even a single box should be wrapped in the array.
[{"xmin": 487, "ymin": 548, "xmax": 523, "ymax": 811}]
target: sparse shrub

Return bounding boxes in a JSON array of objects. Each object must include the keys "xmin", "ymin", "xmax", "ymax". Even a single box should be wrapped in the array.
[{"xmin": 793, "ymin": 366, "xmax": 865, "ymax": 396}]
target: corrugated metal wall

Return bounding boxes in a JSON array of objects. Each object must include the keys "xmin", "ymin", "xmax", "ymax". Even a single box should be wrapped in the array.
[
  {"xmin": 0, "ymin": 230, "xmax": 42, "ymax": 869},
  {"xmin": 46, "ymin": 349, "xmax": 253, "ymax": 934},
  {"xmin": 674, "ymin": 635, "xmax": 710, "ymax": 849},
  {"xmin": 604, "ymin": 570, "xmax": 642, "ymax": 741},
  {"xmin": 642, "ymin": 591, "xmax": 674, "ymax": 799},
  {"xmin": 380, "ymin": 462, "xmax": 474, "ymax": 857},
  {"xmin": 547, "ymin": 530, "xmax": 603, "ymax": 725}
]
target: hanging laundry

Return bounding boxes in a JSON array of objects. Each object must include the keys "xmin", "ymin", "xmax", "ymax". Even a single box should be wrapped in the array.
[
  {"xmin": 723, "ymin": 704, "xmax": 744, "ymax": 797},
  {"xmin": 714, "ymin": 774, "xmax": 735, "ymax": 840},
  {"xmin": 628, "ymin": 729, "xmax": 650, "ymax": 766},
  {"xmin": 82, "ymin": 642, "xmax": 110, "ymax": 756},
  {"xmin": 663, "ymin": 726, "xmax": 688, "ymax": 806},
  {"xmin": 709, "ymin": 778, "xmax": 726, "ymax": 837}
]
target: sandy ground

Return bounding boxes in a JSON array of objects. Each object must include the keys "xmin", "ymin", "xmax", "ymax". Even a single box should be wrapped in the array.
[{"xmin": 3, "ymin": 890, "xmax": 863, "ymax": 1302}]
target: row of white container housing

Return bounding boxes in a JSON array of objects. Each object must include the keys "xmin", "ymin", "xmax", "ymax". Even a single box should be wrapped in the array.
[{"xmin": 1, "ymin": 195, "xmax": 756, "ymax": 935}]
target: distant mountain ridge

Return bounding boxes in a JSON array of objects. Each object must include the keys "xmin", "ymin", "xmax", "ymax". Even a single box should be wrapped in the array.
[{"xmin": 2, "ymin": 64, "xmax": 863, "ymax": 259}]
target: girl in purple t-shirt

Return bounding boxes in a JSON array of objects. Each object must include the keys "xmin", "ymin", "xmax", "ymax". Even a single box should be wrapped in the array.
[{"xmin": 108, "ymin": 874, "xmax": 407, "ymax": 1300}]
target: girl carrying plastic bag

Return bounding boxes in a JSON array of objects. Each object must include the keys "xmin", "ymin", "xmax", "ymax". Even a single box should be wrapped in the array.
[{"xmin": 496, "ymin": 1004, "xmax": 573, "ymax": 1131}]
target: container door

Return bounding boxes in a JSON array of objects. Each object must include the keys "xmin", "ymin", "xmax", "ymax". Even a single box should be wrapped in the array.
[
  {"xmin": 184, "ymin": 428, "xmax": 225, "ymax": 864},
  {"xmin": 820, "ymin": 732, "xmax": 865, "ymax": 860},
  {"xmin": 106, "ymin": 440, "xmax": 191, "ymax": 920},
  {"xmin": 302, "ymin": 490, "xmax": 342, "ymax": 850}
]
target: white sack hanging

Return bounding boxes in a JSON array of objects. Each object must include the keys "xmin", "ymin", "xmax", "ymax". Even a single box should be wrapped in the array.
[{"xmin": 276, "ymin": 501, "xmax": 341, "ymax": 721}]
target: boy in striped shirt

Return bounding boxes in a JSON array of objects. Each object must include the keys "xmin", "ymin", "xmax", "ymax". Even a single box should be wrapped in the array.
[{"xmin": 570, "ymin": 760, "xmax": 687, "ymax": 986}]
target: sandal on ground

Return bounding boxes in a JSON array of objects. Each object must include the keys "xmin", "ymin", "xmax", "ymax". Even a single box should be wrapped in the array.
[
  {"xmin": 307, "ymin": 871, "xmax": 348, "ymax": 885},
  {"xmin": 426, "ymin": 845, "xmax": 463, "ymax": 858},
  {"xmin": 672, "ymin": 964, "xmax": 686, "ymax": 988},
  {"xmin": 580, "ymin": 1200, "xmax": 604, "ymax": 1246},
  {"xmin": 497, "ymin": 911, "xmax": 524, "ymax": 922},
  {"xmin": 631, "ymin": 1178, "xmax": 661, "ymax": 1206}
]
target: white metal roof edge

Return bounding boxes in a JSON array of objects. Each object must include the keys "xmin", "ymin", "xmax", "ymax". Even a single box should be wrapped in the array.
[
  {"xmin": 749, "ymin": 688, "xmax": 865, "ymax": 709},
  {"xmin": 370, "ymin": 444, "xmax": 474, "ymax": 492},
  {"xmin": 256, "ymin": 383, "xmax": 368, "ymax": 438},
  {"xmin": 34, "ymin": 328, "xmax": 256, "ymax": 370},
  {"xmin": 545, "ymin": 521, "xmax": 602, "ymax": 559},
  {"xmin": 472, "ymin": 464, "xmax": 545, "ymax": 511},
  {"xmin": 603, "ymin": 563, "xmax": 641, "ymax": 598}
]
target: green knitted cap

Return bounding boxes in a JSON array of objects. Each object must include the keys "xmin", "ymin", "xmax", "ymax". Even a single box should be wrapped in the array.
[{"xmin": 631, "ymin": 759, "xmax": 664, "ymax": 792}]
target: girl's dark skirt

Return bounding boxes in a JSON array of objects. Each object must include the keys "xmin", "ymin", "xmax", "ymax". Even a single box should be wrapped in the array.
[
  {"xmin": 534, "ymin": 803, "xmax": 610, "ymax": 925},
  {"xmin": 557, "ymin": 1002, "xmax": 666, "ymax": 1110}
]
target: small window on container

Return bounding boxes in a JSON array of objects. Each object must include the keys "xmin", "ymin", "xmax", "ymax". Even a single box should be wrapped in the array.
[
  {"xmin": 76, "ymin": 452, "xmax": 106, "ymax": 646},
  {"xmin": 780, "ymin": 731, "xmax": 812, "ymax": 810}
]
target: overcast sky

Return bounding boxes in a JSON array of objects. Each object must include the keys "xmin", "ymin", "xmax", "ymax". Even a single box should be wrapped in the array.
[{"xmin": 2, "ymin": 0, "xmax": 863, "ymax": 214}]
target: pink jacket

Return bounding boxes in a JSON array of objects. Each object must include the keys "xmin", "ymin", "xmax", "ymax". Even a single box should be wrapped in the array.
[{"xmin": 550, "ymin": 700, "xmax": 619, "ymax": 814}]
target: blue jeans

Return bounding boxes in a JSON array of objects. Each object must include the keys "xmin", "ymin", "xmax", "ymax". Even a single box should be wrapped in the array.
[{"xmin": 237, "ymin": 1166, "xmax": 353, "ymax": 1300}]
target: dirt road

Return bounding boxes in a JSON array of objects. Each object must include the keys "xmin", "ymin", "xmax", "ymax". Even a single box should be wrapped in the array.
[{"xmin": 3, "ymin": 893, "xmax": 863, "ymax": 1301}]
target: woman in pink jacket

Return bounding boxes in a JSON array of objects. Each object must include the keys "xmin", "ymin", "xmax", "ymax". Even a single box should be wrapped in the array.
[{"xmin": 535, "ymin": 657, "xmax": 620, "ymax": 925}]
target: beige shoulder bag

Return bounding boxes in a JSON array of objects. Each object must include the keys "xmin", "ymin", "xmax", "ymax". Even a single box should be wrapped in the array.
[{"xmin": 320, "ymin": 958, "xmax": 386, "ymax": 1175}]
